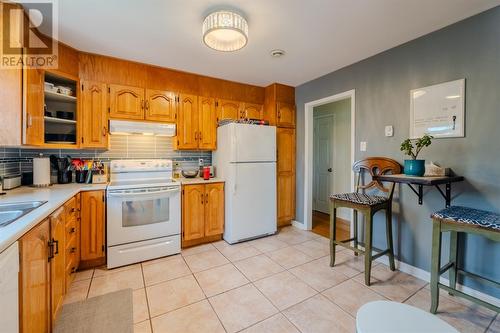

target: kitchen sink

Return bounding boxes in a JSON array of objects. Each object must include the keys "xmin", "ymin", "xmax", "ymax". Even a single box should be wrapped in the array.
[{"xmin": 0, "ymin": 201, "xmax": 47, "ymax": 227}]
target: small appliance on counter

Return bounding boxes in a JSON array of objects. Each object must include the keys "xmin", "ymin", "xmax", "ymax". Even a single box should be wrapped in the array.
[
  {"xmin": 50, "ymin": 155, "xmax": 72, "ymax": 184},
  {"xmin": 32, "ymin": 154, "xmax": 51, "ymax": 187}
]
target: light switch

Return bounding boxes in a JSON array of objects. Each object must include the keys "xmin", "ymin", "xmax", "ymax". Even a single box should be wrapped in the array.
[
  {"xmin": 360, "ymin": 141, "xmax": 367, "ymax": 152},
  {"xmin": 385, "ymin": 125, "xmax": 394, "ymax": 137}
]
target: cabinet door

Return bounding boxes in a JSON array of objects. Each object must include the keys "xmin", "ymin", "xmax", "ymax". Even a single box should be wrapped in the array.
[
  {"xmin": 182, "ymin": 185, "xmax": 205, "ymax": 241},
  {"xmin": 50, "ymin": 207, "xmax": 66, "ymax": 324},
  {"xmin": 20, "ymin": 219, "xmax": 51, "ymax": 333},
  {"xmin": 276, "ymin": 102, "xmax": 295, "ymax": 128},
  {"xmin": 198, "ymin": 97, "xmax": 217, "ymax": 150},
  {"xmin": 242, "ymin": 103, "xmax": 263, "ymax": 120},
  {"xmin": 80, "ymin": 191, "xmax": 105, "ymax": 261},
  {"xmin": 24, "ymin": 68, "xmax": 45, "ymax": 145},
  {"xmin": 109, "ymin": 84, "xmax": 145, "ymax": 120},
  {"xmin": 145, "ymin": 89, "xmax": 177, "ymax": 122},
  {"xmin": 277, "ymin": 128, "xmax": 296, "ymax": 226},
  {"xmin": 176, "ymin": 93, "xmax": 199, "ymax": 149},
  {"xmin": 204, "ymin": 183, "xmax": 224, "ymax": 237},
  {"xmin": 81, "ymin": 81, "xmax": 108, "ymax": 148},
  {"xmin": 217, "ymin": 99, "xmax": 241, "ymax": 121}
]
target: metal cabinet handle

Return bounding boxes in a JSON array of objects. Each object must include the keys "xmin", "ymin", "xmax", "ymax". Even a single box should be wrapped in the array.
[
  {"xmin": 199, "ymin": 132, "xmax": 202, "ymax": 140},
  {"xmin": 70, "ymin": 247, "xmax": 77, "ymax": 253},
  {"xmin": 102, "ymin": 126, "xmax": 107, "ymax": 137},
  {"xmin": 53, "ymin": 239, "xmax": 59, "ymax": 255},
  {"xmin": 48, "ymin": 240, "xmax": 54, "ymax": 261},
  {"xmin": 205, "ymin": 193, "xmax": 208, "ymax": 204},
  {"xmin": 69, "ymin": 227, "xmax": 76, "ymax": 233}
]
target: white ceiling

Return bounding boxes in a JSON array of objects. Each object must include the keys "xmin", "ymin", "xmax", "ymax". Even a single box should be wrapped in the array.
[{"xmin": 52, "ymin": 0, "xmax": 500, "ymax": 87}]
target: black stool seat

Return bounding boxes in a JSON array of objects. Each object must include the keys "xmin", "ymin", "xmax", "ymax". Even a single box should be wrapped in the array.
[
  {"xmin": 431, "ymin": 206, "xmax": 500, "ymax": 232},
  {"xmin": 330, "ymin": 193, "xmax": 388, "ymax": 206}
]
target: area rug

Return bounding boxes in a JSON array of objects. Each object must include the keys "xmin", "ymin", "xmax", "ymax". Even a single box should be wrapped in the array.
[{"xmin": 54, "ymin": 289, "xmax": 133, "ymax": 333}]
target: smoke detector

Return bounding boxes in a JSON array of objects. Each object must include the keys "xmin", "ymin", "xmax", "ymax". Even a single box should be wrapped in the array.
[{"xmin": 270, "ymin": 49, "xmax": 285, "ymax": 58}]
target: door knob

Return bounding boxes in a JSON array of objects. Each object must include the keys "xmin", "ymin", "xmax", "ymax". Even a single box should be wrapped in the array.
[{"xmin": 328, "ymin": 168, "xmax": 333, "ymax": 172}]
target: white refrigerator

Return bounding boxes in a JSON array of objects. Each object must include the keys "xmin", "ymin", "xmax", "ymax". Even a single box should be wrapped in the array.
[{"xmin": 213, "ymin": 123, "xmax": 277, "ymax": 244}]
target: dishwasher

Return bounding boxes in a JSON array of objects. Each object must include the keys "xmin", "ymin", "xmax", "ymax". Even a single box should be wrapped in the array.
[{"xmin": 0, "ymin": 241, "xmax": 19, "ymax": 333}]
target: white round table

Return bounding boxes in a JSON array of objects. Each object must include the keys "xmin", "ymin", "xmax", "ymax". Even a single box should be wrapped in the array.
[{"xmin": 356, "ymin": 301, "xmax": 459, "ymax": 333}]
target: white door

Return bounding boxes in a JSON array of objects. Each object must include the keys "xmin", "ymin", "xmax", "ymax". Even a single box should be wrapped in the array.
[{"xmin": 313, "ymin": 115, "xmax": 334, "ymax": 213}]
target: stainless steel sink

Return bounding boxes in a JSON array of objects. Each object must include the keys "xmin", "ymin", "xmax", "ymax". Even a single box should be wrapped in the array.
[{"xmin": 0, "ymin": 201, "xmax": 47, "ymax": 227}]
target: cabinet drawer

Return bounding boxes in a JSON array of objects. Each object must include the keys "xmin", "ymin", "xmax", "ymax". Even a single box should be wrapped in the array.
[
  {"xmin": 65, "ymin": 236, "xmax": 77, "ymax": 257},
  {"xmin": 64, "ymin": 197, "xmax": 77, "ymax": 221},
  {"xmin": 65, "ymin": 218, "xmax": 77, "ymax": 237}
]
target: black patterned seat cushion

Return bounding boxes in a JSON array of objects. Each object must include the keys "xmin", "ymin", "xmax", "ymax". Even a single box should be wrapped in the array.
[
  {"xmin": 330, "ymin": 192, "xmax": 388, "ymax": 206},
  {"xmin": 431, "ymin": 206, "xmax": 500, "ymax": 232}
]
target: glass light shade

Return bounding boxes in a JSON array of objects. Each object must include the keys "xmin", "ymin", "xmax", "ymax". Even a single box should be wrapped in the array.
[{"xmin": 202, "ymin": 11, "xmax": 248, "ymax": 52}]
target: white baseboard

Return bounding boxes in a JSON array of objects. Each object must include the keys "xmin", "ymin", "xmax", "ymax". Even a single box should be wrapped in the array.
[
  {"xmin": 291, "ymin": 220, "xmax": 308, "ymax": 230},
  {"xmin": 375, "ymin": 256, "xmax": 500, "ymax": 308}
]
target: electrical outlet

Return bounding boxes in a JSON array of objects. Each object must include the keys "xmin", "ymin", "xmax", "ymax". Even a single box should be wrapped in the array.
[
  {"xmin": 385, "ymin": 125, "xmax": 394, "ymax": 137},
  {"xmin": 360, "ymin": 141, "xmax": 367, "ymax": 152}
]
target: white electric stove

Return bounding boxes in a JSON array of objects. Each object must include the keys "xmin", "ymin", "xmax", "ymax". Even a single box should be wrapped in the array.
[{"xmin": 106, "ymin": 159, "xmax": 181, "ymax": 268}]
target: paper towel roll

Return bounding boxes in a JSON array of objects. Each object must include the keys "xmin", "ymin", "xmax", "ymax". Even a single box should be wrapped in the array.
[{"xmin": 33, "ymin": 157, "xmax": 51, "ymax": 186}]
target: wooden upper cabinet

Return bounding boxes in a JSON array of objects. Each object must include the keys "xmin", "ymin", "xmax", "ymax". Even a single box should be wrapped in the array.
[
  {"xmin": 242, "ymin": 103, "xmax": 264, "ymax": 120},
  {"xmin": 145, "ymin": 89, "xmax": 177, "ymax": 122},
  {"xmin": 81, "ymin": 81, "xmax": 108, "ymax": 148},
  {"xmin": 276, "ymin": 102, "xmax": 295, "ymax": 128},
  {"xmin": 217, "ymin": 99, "xmax": 241, "ymax": 121},
  {"xmin": 177, "ymin": 93, "xmax": 199, "ymax": 149},
  {"xmin": 50, "ymin": 207, "xmax": 66, "ymax": 324},
  {"xmin": 198, "ymin": 97, "xmax": 217, "ymax": 150},
  {"xmin": 23, "ymin": 68, "xmax": 45, "ymax": 146},
  {"xmin": 80, "ymin": 190, "xmax": 105, "ymax": 261},
  {"xmin": 109, "ymin": 84, "xmax": 145, "ymax": 120},
  {"xmin": 19, "ymin": 219, "xmax": 51, "ymax": 333},
  {"xmin": 204, "ymin": 183, "xmax": 225, "ymax": 237},
  {"xmin": 182, "ymin": 184, "xmax": 205, "ymax": 241}
]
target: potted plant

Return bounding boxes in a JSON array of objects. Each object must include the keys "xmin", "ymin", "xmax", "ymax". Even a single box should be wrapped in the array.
[{"xmin": 400, "ymin": 134, "xmax": 433, "ymax": 176}]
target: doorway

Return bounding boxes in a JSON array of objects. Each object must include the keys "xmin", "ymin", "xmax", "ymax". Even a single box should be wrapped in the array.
[{"xmin": 303, "ymin": 90, "xmax": 355, "ymax": 238}]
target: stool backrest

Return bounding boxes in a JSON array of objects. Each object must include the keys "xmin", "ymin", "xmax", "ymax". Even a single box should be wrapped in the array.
[{"xmin": 353, "ymin": 157, "xmax": 402, "ymax": 198}]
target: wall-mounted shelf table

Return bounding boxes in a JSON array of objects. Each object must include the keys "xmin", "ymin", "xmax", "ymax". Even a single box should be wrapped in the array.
[{"xmin": 373, "ymin": 174, "xmax": 464, "ymax": 208}]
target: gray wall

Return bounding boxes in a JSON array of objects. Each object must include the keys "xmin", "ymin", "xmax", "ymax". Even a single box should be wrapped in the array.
[{"xmin": 296, "ymin": 7, "xmax": 500, "ymax": 297}]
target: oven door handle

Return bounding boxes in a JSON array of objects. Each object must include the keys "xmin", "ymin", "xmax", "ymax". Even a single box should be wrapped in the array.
[{"xmin": 107, "ymin": 188, "xmax": 180, "ymax": 198}]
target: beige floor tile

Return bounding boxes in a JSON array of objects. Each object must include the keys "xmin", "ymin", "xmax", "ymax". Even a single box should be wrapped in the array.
[
  {"xmin": 209, "ymin": 284, "xmax": 278, "ymax": 333},
  {"xmin": 133, "ymin": 288, "xmax": 150, "ymax": 324},
  {"xmin": 249, "ymin": 236, "xmax": 288, "ymax": 253},
  {"xmin": 63, "ymin": 279, "xmax": 91, "ymax": 304},
  {"xmin": 322, "ymin": 279, "xmax": 387, "ymax": 316},
  {"xmin": 93, "ymin": 263, "xmax": 141, "ymax": 277},
  {"xmin": 283, "ymin": 294, "xmax": 355, "ymax": 333},
  {"xmin": 488, "ymin": 315, "xmax": 500, "ymax": 333},
  {"xmin": 141, "ymin": 253, "xmax": 182, "ymax": 266},
  {"xmin": 353, "ymin": 264, "xmax": 426, "ymax": 302},
  {"xmin": 217, "ymin": 244, "xmax": 262, "ymax": 262},
  {"xmin": 134, "ymin": 320, "xmax": 151, "ymax": 333},
  {"xmin": 212, "ymin": 239, "xmax": 235, "ymax": 250},
  {"xmin": 151, "ymin": 300, "xmax": 225, "ymax": 333},
  {"xmin": 276, "ymin": 230, "xmax": 316, "ymax": 245},
  {"xmin": 254, "ymin": 271, "xmax": 317, "ymax": 310},
  {"xmin": 88, "ymin": 266, "xmax": 144, "ymax": 298},
  {"xmin": 146, "ymin": 275, "xmax": 205, "ymax": 317},
  {"xmin": 142, "ymin": 255, "xmax": 191, "ymax": 286},
  {"xmin": 183, "ymin": 250, "xmax": 229, "ymax": 273},
  {"xmin": 241, "ymin": 313, "xmax": 300, "ymax": 333},
  {"xmin": 181, "ymin": 243, "xmax": 216, "ymax": 257},
  {"xmin": 233, "ymin": 254, "xmax": 284, "ymax": 282},
  {"xmin": 266, "ymin": 246, "xmax": 314, "ymax": 269},
  {"xmin": 289, "ymin": 257, "xmax": 349, "ymax": 292},
  {"xmin": 293, "ymin": 240, "xmax": 330, "ymax": 259},
  {"xmin": 73, "ymin": 269, "xmax": 94, "ymax": 282},
  {"xmin": 405, "ymin": 288, "xmax": 496, "ymax": 333},
  {"xmin": 312, "ymin": 236, "xmax": 347, "ymax": 251},
  {"xmin": 194, "ymin": 263, "xmax": 249, "ymax": 297}
]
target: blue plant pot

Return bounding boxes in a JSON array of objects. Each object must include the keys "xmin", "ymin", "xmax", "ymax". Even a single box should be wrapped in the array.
[{"xmin": 404, "ymin": 159, "xmax": 425, "ymax": 176}]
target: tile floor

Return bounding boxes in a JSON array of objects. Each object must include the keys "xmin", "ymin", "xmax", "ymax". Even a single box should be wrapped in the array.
[{"xmin": 66, "ymin": 226, "xmax": 499, "ymax": 333}]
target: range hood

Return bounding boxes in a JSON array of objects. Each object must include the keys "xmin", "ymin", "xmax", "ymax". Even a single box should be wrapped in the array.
[{"xmin": 109, "ymin": 120, "xmax": 176, "ymax": 137}]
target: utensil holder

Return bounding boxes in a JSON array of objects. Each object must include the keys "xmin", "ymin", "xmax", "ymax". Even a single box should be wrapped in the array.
[
  {"xmin": 57, "ymin": 170, "xmax": 72, "ymax": 184},
  {"xmin": 75, "ymin": 170, "xmax": 88, "ymax": 183}
]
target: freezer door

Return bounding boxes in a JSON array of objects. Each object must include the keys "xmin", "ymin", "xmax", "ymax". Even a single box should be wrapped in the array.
[
  {"xmin": 224, "ymin": 162, "xmax": 277, "ymax": 243},
  {"xmin": 231, "ymin": 124, "xmax": 276, "ymax": 162}
]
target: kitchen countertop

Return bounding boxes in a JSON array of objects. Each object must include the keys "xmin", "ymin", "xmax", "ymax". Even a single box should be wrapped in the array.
[
  {"xmin": 0, "ymin": 183, "xmax": 107, "ymax": 253},
  {"xmin": 177, "ymin": 177, "xmax": 225, "ymax": 185}
]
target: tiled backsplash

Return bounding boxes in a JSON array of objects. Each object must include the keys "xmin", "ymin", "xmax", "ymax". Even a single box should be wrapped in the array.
[{"xmin": 0, "ymin": 135, "xmax": 211, "ymax": 178}]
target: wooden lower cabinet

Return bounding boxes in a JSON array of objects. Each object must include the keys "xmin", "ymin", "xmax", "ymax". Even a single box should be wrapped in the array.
[
  {"xmin": 182, "ymin": 183, "xmax": 224, "ymax": 246},
  {"xmin": 80, "ymin": 190, "xmax": 106, "ymax": 265},
  {"xmin": 19, "ymin": 219, "xmax": 51, "ymax": 333},
  {"xmin": 49, "ymin": 207, "xmax": 66, "ymax": 324}
]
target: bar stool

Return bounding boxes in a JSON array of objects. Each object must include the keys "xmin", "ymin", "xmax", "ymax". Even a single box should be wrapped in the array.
[
  {"xmin": 430, "ymin": 206, "xmax": 500, "ymax": 314},
  {"xmin": 329, "ymin": 157, "xmax": 401, "ymax": 286}
]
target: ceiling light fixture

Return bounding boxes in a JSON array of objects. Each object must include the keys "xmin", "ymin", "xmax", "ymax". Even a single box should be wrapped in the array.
[{"xmin": 203, "ymin": 10, "xmax": 248, "ymax": 52}]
